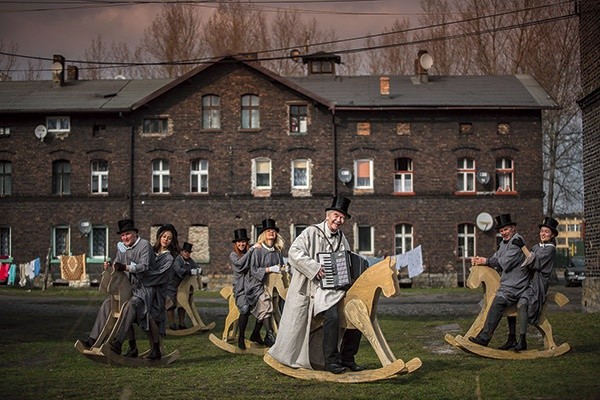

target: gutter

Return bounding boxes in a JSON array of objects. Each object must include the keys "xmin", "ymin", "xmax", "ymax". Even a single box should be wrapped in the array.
[{"xmin": 118, "ymin": 112, "xmax": 135, "ymax": 220}]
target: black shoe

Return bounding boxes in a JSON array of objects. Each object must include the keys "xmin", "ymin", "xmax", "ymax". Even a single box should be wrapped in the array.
[
  {"xmin": 468, "ymin": 336, "xmax": 488, "ymax": 347},
  {"xmin": 513, "ymin": 335, "xmax": 527, "ymax": 352},
  {"xmin": 169, "ymin": 323, "xmax": 178, "ymax": 330},
  {"xmin": 325, "ymin": 363, "xmax": 347, "ymax": 374},
  {"xmin": 124, "ymin": 346, "xmax": 138, "ymax": 358},
  {"xmin": 108, "ymin": 339, "xmax": 122, "ymax": 355},
  {"xmin": 238, "ymin": 336, "xmax": 247, "ymax": 350},
  {"xmin": 80, "ymin": 337, "xmax": 95, "ymax": 349},
  {"xmin": 146, "ymin": 345, "xmax": 161, "ymax": 360},
  {"xmin": 249, "ymin": 331, "xmax": 264, "ymax": 345},
  {"xmin": 342, "ymin": 361, "xmax": 365, "ymax": 372},
  {"xmin": 178, "ymin": 324, "xmax": 187, "ymax": 330},
  {"xmin": 264, "ymin": 331, "xmax": 276, "ymax": 347},
  {"xmin": 498, "ymin": 335, "xmax": 517, "ymax": 350}
]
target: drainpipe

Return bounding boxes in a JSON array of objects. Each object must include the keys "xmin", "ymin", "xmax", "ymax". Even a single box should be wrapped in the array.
[
  {"xmin": 331, "ymin": 106, "xmax": 338, "ymax": 196},
  {"xmin": 119, "ymin": 112, "xmax": 135, "ymax": 219}
]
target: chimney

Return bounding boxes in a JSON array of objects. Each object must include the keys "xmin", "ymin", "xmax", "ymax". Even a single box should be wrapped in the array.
[
  {"xmin": 51, "ymin": 54, "xmax": 65, "ymax": 88},
  {"xmin": 413, "ymin": 50, "xmax": 433, "ymax": 84},
  {"xmin": 380, "ymin": 76, "xmax": 390, "ymax": 96},
  {"xmin": 67, "ymin": 65, "xmax": 79, "ymax": 81}
]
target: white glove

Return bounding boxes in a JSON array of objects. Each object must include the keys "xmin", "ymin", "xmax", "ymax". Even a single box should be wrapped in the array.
[
  {"xmin": 191, "ymin": 268, "xmax": 202, "ymax": 276},
  {"xmin": 269, "ymin": 265, "xmax": 281, "ymax": 273}
]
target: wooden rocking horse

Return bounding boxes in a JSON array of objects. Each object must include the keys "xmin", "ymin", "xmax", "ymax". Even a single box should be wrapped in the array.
[
  {"xmin": 208, "ymin": 269, "xmax": 289, "ymax": 355},
  {"xmin": 74, "ymin": 268, "xmax": 180, "ymax": 366},
  {"xmin": 263, "ymin": 256, "xmax": 422, "ymax": 383},
  {"xmin": 166, "ymin": 274, "xmax": 216, "ymax": 336},
  {"xmin": 445, "ymin": 265, "xmax": 571, "ymax": 359}
]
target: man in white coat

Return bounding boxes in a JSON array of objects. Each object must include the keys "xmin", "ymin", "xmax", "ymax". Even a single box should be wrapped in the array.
[{"xmin": 268, "ymin": 196, "xmax": 364, "ymax": 374}]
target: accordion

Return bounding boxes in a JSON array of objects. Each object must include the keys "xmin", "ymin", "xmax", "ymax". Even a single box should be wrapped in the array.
[{"xmin": 318, "ymin": 250, "xmax": 369, "ymax": 290}]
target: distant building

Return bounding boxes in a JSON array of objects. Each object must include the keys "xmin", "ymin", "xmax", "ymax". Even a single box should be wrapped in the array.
[
  {"xmin": 556, "ymin": 215, "xmax": 584, "ymax": 257},
  {"xmin": 0, "ymin": 52, "xmax": 556, "ymax": 287}
]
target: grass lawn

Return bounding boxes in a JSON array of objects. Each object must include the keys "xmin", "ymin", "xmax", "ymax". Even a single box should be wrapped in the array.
[{"xmin": 0, "ymin": 286, "xmax": 598, "ymax": 400}]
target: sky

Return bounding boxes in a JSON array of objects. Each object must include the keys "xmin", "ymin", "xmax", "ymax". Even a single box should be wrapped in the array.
[{"xmin": 0, "ymin": 0, "xmax": 423, "ymax": 77}]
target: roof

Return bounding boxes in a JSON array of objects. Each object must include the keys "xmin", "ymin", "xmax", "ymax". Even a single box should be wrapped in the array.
[{"xmin": 0, "ymin": 60, "xmax": 557, "ymax": 114}]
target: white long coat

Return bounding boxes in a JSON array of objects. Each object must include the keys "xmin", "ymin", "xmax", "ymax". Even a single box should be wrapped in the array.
[{"xmin": 268, "ymin": 221, "xmax": 349, "ymax": 369}]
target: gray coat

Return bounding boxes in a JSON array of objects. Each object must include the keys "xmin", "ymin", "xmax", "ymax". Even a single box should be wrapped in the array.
[
  {"xmin": 268, "ymin": 221, "xmax": 349, "ymax": 369},
  {"xmin": 166, "ymin": 254, "xmax": 198, "ymax": 302},
  {"xmin": 522, "ymin": 242, "xmax": 556, "ymax": 324},
  {"xmin": 487, "ymin": 233, "xmax": 528, "ymax": 302},
  {"xmin": 230, "ymin": 248, "xmax": 257, "ymax": 312}
]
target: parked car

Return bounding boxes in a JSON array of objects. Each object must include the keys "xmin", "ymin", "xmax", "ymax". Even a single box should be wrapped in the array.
[{"xmin": 564, "ymin": 256, "xmax": 585, "ymax": 286}]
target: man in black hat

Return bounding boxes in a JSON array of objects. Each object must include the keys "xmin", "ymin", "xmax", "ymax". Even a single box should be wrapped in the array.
[
  {"xmin": 166, "ymin": 241, "xmax": 202, "ymax": 330},
  {"xmin": 269, "ymin": 196, "xmax": 364, "ymax": 374},
  {"xmin": 469, "ymin": 214, "xmax": 530, "ymax": 350},
  {"xmin": 512, "ymin": 216, "xmax": 559, "ymax": 351}
]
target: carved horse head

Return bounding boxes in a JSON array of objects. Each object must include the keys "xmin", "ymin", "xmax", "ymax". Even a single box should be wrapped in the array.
[{"xmin": 466, "ymin": 265, "xmax": 500, "ymax": 295}]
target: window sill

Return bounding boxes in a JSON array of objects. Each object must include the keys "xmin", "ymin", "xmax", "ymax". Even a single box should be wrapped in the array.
[
  {"xmin": 199, "ymin": 129, "xmax": 222, "ymax": 133},
  {"xmin": 239, "ymin": 128, "xmax": 262, "ymax": 133},
  {"xmin": 494, "ymin": 190, "xmax": 517, "ymax": 195},
  {"xmin": 393, "ymin": 192, "xmax": 415, "ymax": 196},
  {"xmin": 454, "ymin": 191, "xmax": 477, "ymax": 196}
]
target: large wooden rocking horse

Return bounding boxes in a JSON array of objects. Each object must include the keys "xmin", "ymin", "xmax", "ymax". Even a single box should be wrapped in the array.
[
  {"xmin": 208, "ymin": 269, "xmax": 289, "ymax": 355},
  {"xmin": 263, "ymin": 256, "xmax": 422, "ymax": 383},
  {"xmin": 74, "ymin": 268, "xmax": 180, "ymax": 366},
  {"xmin": 166, "ymin": 274, "xmax": 216, "ymax": 336},
  {"xmin": 445, "ymin": 265, "xmax": 571, "ymax": 359}
]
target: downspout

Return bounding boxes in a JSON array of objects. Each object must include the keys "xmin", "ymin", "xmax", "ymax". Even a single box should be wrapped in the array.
[
  {"xmin": 119, "ymin": 112, "xmax": 135, "ymax": 220},
  {"xmin": 331, "ymin": 106, "xmax": 338, "ymax": 196}
]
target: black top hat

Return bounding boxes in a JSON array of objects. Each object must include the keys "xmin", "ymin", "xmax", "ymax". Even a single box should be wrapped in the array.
[
  {"xmin": 326, "ymin": 196, "xmax": 352, "ymax": 219},
  {"xmin": 232, "ymin": 228, "xmax": 250, "ymax": 243},
  {"xmin": 539, "ymin": 216, "xmax": 559, "ymax": 236},
  {"xmin": 260, "ymin": 219, "xmax": 280, "ymax": 234},
  {"xmin": 157, "ymin": 224, "xmax": 178, "ymax": 239},
  {"xmin": 494, "ymin": 214, "xmax": 516, "ymax": 229},
  {"xmin": 117, "ymin": 219, "xmax": 138, "ymax": 234},
  {"xmin": 181, "ymin": 242, "xmax": 193, "ymax": 252}
]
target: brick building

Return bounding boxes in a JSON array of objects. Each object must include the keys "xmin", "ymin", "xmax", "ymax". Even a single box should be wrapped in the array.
[
  {"xmin": 578, "ymin": 0, "xmax": 600, "ymax": 311},
  {"xmin": 0, "ymin": 53, "xmax": 556, "ymax": 287}
]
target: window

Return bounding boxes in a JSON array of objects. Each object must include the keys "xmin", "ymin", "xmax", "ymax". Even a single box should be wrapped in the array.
[
  {"xmin": 456, "ymin": 157, "xmax": 475, "ymax": 193},
  {"xmin": 90, "ymin": 226, "xmax": 108, "ymax": 260},
  {"xmin": 495, "ymin": 158, "xmax": 514, "ymax": 192},
  {"xmin": 357, "ymin": 122, "xmax": 371, "ymax": 136},
  {"xmin": 395, "ymin": 224, "xmax": 413, "ymax": 254},
  {"xmin": 292, "ymin": 159, "xmax": 310, "ymax": 189},
  {"xmin": 190, "ymin": 159, "xmax": 209, "ymax": 193},
  {"xmin": 292, "ymin": 224, "xmax": 307, "ymax": 241},
  {"xmin": 357, "ymin": 225, "xmax": 374, "ymax": 255},
  {"xmin": 53, "ymin": 225, "xmax": 70, "ymax": 258},
  {"xmin": 47, "ymin": 116, "xmax": 70, "ymax": 133},
  {"xmin": 152, "ymin": 159, "xmax": 170, "ymax": 193},
  {"xmin": 188, "ymin": 225, "xmax": 210, "ymax": 263},
  {"xmin": 0, "ymin": 127, "xmax": 10, "ymax": 137},
  {"xmin": 289, "ymin": 105, "xmax": 308, "ymax": 133},
  {"xmin": 457, "ymin": 223, "xmax": 476, "ymax": 258},
  {"xmin": 397, "ymin": 123, "xmax": 411, "ymax": 135},
  {"xmin": 0, "ymin": 161, "xmax": 11, "ymax": 196},
  {"xmin": 143, "ymin": 118, "xmax": 168, "ymax": 134},
  {"xmin": 0, "ymin": 226, "xmax": 10, "ymax": 256},
  {"xmin": 254, "ymin": 158, "xmax": 271, "ymax": 189},
  {"xmin": 52, "ymin": 160, "xmax": 71, "ymax": 195},
  {"xmin": 202, "ymin": 95, "xmax": 221, "ymax": 130},
  {"xmin": 91, "ymin": 160, "xmax": 108, "ymax": 194},
  {"xmin": 354, "ymin": 159, "xmax": 373, "ymax": 189},
  {"xmin": 394, "ymin": 158, "xmax": 413, "ymax": 193},
  {"xmin": 241, "ymin": 94, "xmax": 260, "ymax": 129},
  {"xmin": 310, "ymin": 61, "xmax": 333, "ymax": 74}
]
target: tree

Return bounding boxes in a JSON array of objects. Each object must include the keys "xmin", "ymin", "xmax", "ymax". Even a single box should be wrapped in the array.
[{"xmin": 0, "ymin": 39, "xmax": 19, "ymax": 81}]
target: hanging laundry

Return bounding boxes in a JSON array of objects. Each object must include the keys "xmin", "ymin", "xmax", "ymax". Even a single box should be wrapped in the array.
[{"xmin": 60, "ymin": 254, "xmax": 86, "ymax": 281}]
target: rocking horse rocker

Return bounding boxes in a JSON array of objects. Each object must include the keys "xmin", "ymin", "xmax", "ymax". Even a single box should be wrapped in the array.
[
  {"xmin": 166, "ymin": 273, "xmax": 216, "ymax": 336},
  {"xmin": 74, "ymin": 267, "xmax": 181, "ymax": 366},
  {"xmin": 263, "ymin": 256, "xmax": 422, "ymax": 383},
  {"xmin": 445, "ymin": 264, "xmax": 571, "ymax": 360},
  {"xmin": 208, "ymin": 269, "xmax": 289, "ymax": 355}
]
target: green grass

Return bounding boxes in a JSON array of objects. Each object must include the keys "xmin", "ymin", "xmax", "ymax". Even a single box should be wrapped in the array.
[{"xmin": 1, "ymin": 287, "xmax": 599, "ymax": 400}]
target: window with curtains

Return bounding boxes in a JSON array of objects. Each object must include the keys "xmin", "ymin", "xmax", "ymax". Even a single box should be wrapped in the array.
[
  {"xmin": 241, "ymin": 94, "xmax": 260, "ymax": 129},
  {"xmin": 394, "ymin": 157, "xmax": 413, "ymax": 193},
  {"xmin": 495, "ymin": 158, "xmax": 514, "ymax": 192},
  {"xmin": 53, "ymin": 225, "xmax": 70, "ymax": 258},
  {"xmin": 254, "ymin": 158, "xmax": 271, "ymax": 189},
  {"xmin": 0, "ymin": 161, "xmax": 11, "ymax": 195},
  {"xmin": 52, "ymin": 160, "xmax": 71, "ymax": 195},
  {"xmin": 292, "ymin": 159, "xmax": 309, "ymax": 189},
  {"xmin": 289, "ymin": 104, "xmax": 308, "ymax": 134},
  {"xmin": 90, "ymin": 226, "xmax": 108, "ymax": 260},
  {"xmin": 152, "ymin": 159, "xmax": 170, "ymax": 193},
  {"xmin": 456, "ymin": 157, "xmax": 475, "ymax": 193},
  {"xmin": 202, "ymin": 95, "xmax": 221, "ymax": 130},
  {"xmin": 354, "ymin": 159, "xmax": 373, "ymax": 189}
]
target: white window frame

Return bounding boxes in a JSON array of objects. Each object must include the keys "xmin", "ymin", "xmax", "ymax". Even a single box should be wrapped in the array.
[
  {"xmin": 289, "ymin": 104, "xmax": 308, "ymax": 134},
  {"xmin": 394, "ymin": 157, "xmax": 413, "ymax": 193},
  {"xmin": 291, "ymin": 224, "xmax": 308, "ymax": 241},
  {"xmin": 190, "ymin": 159, "xmax": 209, "ymax": 193},
  {"xmin": 202, "ymin": 95, "xmax": 221, "ymax": 130},
  {"xmin": 253, "ymin": 158, "xmax": 271, "ymax": 189},
  {"xmin": 143, "ymin": 117, "xmax": 169, "ymax": 134},
  {"xmin": 457, "ymin": 223, "xmax": 476, "ymax": 258},
  {"xmin": 53, "ymin": 225, "xmax": 70, "ymax": 258},
  {"xmin": 152, "ymin": 159, "xmax": 170, "ymax": 194},
  {"xmin": 91, "ymin": 159, "xmax": 108, "ymax": 194},
  {"xmin": 355, "ymin": 224, "xmax": 374, "ymax": 255},
  {"xmin": 291, "ymin": 159, "xmax": 310, "ymax": 189},
  {"xmin": 457, "ymin": 157, "xmax": 475, "ymax": 193},
  {"xmin": 241, "ymin": 94, "xmax": 260, "ymax": 129},
  {"xmin": 394, "ymin": 224, "xmax": 413, "ymax": 254},
  {"xmin": 495, "ymin": 157, "xmax": 514, "ymax": 192},
  {"xmin": 354, "ymin": 159, "xmax": 373, "ymax": 189},
  {"xmin": 46, "ymin": 116, "xmax": 70, "ymax": 133},
  {"xmin": 90, "ymin": 225, "xmax": 109, "ymax": 260}
]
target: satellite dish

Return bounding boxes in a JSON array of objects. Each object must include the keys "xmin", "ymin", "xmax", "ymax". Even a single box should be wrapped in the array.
[
  {"xmin": 78, "ymin": 220, "xmax": 92, "ymax": 236},
  {"xmin": 51, "ymin": 61, "xmax": 63, "ymax": 74},
  {"xmin": 419, "ymin": 52, "xmax": 434, "ymax": 70},
  {"xmin": 477, "ymin": 170, "xmax": 490, "ymax": 185},
  {"xmin": 476, "ymin": 212, "xmax": 494, "ymax": 232},
  {"xmin": 290, "ymin": 49, "xmax": 302, "ymax": 63},
  {"xmin": 34, "ymin": 125, "xmax": 47, "ymax": 141},
  {"xmin": 114, "ymin": 75, "xmax": 126, "ymax": 80},
  {"xmin": 338, "ymin": 168, "xmax": 352, "ymax": 184}
]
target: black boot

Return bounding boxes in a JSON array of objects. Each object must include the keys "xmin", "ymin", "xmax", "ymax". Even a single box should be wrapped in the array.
[
  {"xmin": 264, "ymin": 330, "xmax": 276, "ymax": 347},
  {"xmin": 108, "ymin": 338, "xmax": 122, "ymax": 355},
  {"xmin": 514, "ymin": 334, "xmax": 527, "ymax": 351},
  {"xmin": 249, "ymin": 320, "xmax": 264, "ymax": 345},
  {"xmin": 146, "ymin": 343, "xmax": 161, "ymax": 360},
  {"xmin": 124, "ymin": 340, "xmax": 138, "ymax": 358},
  {"xmin": 80, "ymin": 336, "xmax": 95, "ymax": 349},
  {"xmin": 498, "ymin": 334, "xmax": 517, "ymax": 350},
  {"xmin": 468, "ymin": 336, "xmax": 489, "ymax": 347},
  {"xmin": 237, "ymin": 312, "xmax": 249, "ymax": 350}
]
